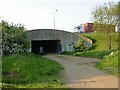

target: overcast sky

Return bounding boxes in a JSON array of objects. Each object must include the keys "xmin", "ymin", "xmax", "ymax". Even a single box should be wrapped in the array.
[{"xmin": 0, "ymin": 0, "xmax": 119, "ymax": 32}]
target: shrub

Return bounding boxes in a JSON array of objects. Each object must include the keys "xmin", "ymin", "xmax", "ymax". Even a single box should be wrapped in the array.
[
  {"xmin": 74, "ymin": 39, "xmax": 88, "ymax": 52},
  {"xmin": 1, "ymin": 20, "xmax": 30, "ymax": 56},
  {"xmin": 96, "ymin": 50, "xmax": 119, "ymax": 76},
  {"xmin": 96, "ymin": 51, "xmax": 118, "ymax": 68}
]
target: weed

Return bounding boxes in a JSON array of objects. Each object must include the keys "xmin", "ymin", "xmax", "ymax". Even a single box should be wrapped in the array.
[{"xmin": 2, "ymin": 54, "xmax": 64, "ymax": 88}]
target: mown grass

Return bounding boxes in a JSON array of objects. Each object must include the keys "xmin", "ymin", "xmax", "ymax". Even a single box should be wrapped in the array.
[
  {"xmin": 63, "ymin": 32, "xmax": 118, "ymax": 58},
  {"xmin": 82, "ymin": 32, "xmax": 118, "ymax": 51},
  {"xmin": 2, "ymin": 53, "xmax": 65, "ymax": 88}
]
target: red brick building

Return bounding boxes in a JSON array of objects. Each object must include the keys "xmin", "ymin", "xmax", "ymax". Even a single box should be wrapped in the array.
[{"xmin": 82, "ymin": 23, "xmax": 94, "ymax": 33}]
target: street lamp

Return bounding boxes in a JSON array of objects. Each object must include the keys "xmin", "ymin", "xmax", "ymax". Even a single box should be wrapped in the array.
[{"xmin": 52, "ymin": 10, "xmax": 58, "ymax": 29}]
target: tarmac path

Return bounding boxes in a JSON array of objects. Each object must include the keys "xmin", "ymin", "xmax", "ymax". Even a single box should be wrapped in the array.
[{"xmin": 44, "ymin": 54, "xmax": 118, "ymax": 88}]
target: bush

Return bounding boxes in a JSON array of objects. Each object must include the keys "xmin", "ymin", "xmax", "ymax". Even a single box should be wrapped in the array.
[
  {"xmin": 96, "ymin": 50, "xmax": 119, "ymax": 76},
  {"xmin": 74, "ymin": 39, "xmax": 88, "ymax": 52},
  {"xmin": 96, "ymin": 51, "xmax": 118, "ymax": 68},
  {"xmin": 1, "ymin": 20, "xmax": 30, "ymax": 56}
]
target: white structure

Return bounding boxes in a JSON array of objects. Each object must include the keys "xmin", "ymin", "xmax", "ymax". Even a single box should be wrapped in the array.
[{"xmin": 115, "ymin": 25, "xmax": 120, "ymax": 32}]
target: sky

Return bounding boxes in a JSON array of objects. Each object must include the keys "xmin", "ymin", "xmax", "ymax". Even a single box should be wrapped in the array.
[{"xmin": 0, "ymin": 0, "xmax": 119, "ymax": 32}]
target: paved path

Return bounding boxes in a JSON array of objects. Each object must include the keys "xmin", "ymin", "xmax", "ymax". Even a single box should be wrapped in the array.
[{"xmin": 44, "ymin": 54, "xmax": 118, "ymax": 88}]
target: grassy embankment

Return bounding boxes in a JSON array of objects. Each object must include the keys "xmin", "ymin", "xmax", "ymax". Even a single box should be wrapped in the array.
[
  {"xmin": 63, "ymin": 32, "xmax": 119, "ymax": 76},
  {"xmin": 96, "ymin": 50, "xmax": 119, "ymax": 76},
  {"xmin": 63, "ymin": 32, "xmax": 118, "ymax": 58},
  {"xmin": 2, "ymin": 54, "xmax": 65, "ymax": 88},
  {"xmin": 81, "ymin": 32, "xmax": 119, "ymax": 76}
]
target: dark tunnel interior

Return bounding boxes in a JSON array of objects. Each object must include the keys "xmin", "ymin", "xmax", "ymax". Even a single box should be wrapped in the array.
[{"xmin": 31, "ymin": 40, "xmax": 62, "ymax": 54}]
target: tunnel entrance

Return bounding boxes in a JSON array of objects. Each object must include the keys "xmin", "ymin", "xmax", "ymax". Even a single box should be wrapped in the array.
[{"xmin": 31, "ymin": 40, "xmax": 62, "ymax": 54}]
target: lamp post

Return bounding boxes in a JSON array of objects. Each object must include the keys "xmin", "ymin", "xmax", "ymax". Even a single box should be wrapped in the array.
[{"xmin": 53, "ymin": 10, "xmax": 58, "ymax": 29}]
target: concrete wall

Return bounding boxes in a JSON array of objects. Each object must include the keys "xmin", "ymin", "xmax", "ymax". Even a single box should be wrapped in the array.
[
  {"xmin": 27, "ymin": 29, "xmax": 78, "ymax": 52},
  {"xmin": 80, "ymin": 36, "xmax": 92, "ymax": 48}
]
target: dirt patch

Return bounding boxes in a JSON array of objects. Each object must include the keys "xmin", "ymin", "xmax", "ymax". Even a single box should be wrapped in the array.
[{"xmin": 45, "ymin": 54, "xmax": 118, "ymax": 88}]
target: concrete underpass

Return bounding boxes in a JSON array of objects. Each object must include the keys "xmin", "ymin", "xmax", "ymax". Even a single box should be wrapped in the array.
[
  {"xmin": 27, "ymin": 29, "xmax": 78, "ymax": 54},
  {"xmin": 31, "ymin": 40, "xmax": 62, "ymax": 54}
]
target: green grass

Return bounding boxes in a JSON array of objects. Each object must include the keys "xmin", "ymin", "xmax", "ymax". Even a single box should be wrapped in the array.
[
  {"xmin": 2, "ymin": 53, "xmax": 65, "ymax": 88},
  {"xmin": 62, "ymin": 50, "xmax": 113, "ymax": 59},
  {"xmin": 62, "ymin": 32, "xmax": 119, "ymax": 76},
  {"xmin": 96, "ymin": 50, "xmax": 119, "ymax": 76},
  {"xmin": 74, "ymin": 50, "xmax": 112, "ymax": 59},
  {"xmin": 82, "ymin": 32, "xmax": 118, "ymax": 51},
  {"xmin": 80, "ymin": 32, "xmax": 119, "ymax": 76},
  {"xmin": 63, "ymin": 32, "xmax": 118, "ymax": 58},
  {"xmin": 62, "ymin": 51, "xmax": 76, "ymax": 56}
]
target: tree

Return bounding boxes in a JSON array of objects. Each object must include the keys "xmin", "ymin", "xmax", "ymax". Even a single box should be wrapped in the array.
[
  {"xmin": 91, "ymin": 2, "xmax": 119, "ymax": 51},
  {"xmin": 1, "ymin": 20, "xmax": 30, "ymax": 56}
]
